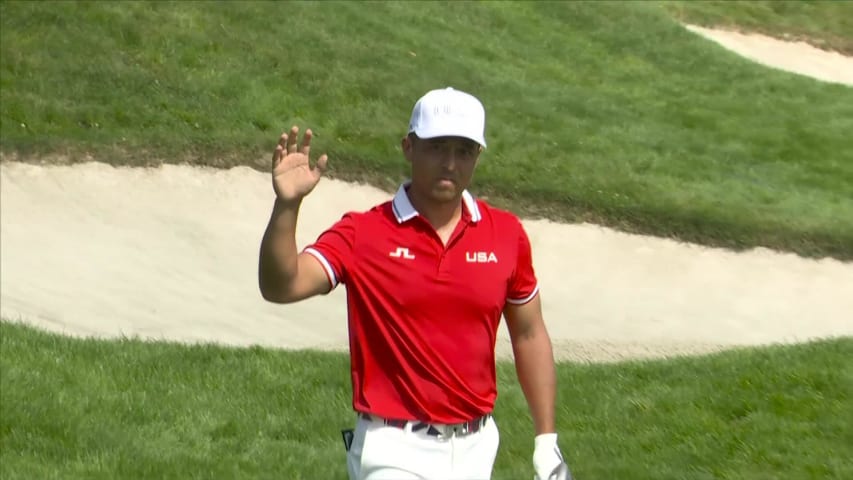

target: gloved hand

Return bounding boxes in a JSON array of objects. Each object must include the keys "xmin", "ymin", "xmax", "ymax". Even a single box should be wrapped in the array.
[{"xmin": 533, "ymin": 433, "xmax": 572, "ymax": 480}]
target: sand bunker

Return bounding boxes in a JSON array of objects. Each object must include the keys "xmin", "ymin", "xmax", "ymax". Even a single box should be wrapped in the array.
[
  {"xmin": 2, "ymin": 161, "xmax": 851, "ymax": 363},
  {"xmin": 685, "ymin": 24, "xmax": 853, "ymax": 87},
  {"xmin": 2, "ymin": 26, "xmax": 852, "ymax": 363}
]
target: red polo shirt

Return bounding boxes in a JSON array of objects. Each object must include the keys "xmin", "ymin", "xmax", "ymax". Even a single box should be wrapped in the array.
[{"xmin": 304, "ymin": 184, "xmax": 539, "ymax": 424}]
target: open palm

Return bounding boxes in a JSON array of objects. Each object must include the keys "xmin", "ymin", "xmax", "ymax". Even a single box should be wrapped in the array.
[{"xmin": 271, "ymin": 126, "xmax": 328, "ymax": 203}]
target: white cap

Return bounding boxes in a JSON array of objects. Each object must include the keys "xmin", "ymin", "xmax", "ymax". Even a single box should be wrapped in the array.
[{"xmin": 408, "ymin": 87, "xmax": 487, "ymax": 148}]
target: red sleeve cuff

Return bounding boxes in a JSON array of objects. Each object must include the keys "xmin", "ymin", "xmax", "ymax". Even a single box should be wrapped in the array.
[
  {"xmin": 304, "ymin": 247, "xmax": 338, "ymax": 289},
  {"xmin": 506, "ymin": 284, "xmax": 539, "ymax": 305}
]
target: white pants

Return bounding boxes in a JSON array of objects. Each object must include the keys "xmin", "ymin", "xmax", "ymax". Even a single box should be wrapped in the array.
[{"xmin": 346, "ymin": 414, "xmax": 500, "ymax": 480}]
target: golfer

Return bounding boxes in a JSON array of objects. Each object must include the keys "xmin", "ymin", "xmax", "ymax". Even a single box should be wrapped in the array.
[{"xmin": 258, "ymin": 87, "xmax": 571, "ymax": 480}]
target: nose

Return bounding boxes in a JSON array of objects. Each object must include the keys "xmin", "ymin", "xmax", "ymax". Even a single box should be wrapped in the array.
[
  {"xmin": 443, "ymin": 152, "xmax": 456, "ymax": 168},
  {"xmin": 439, "ymin": 145, "xmax": 458, "ymax": 169}
]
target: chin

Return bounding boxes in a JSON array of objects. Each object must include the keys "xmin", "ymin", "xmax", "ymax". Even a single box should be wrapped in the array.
[{"xmin": 429, "ymin": 187, "xmax": 462, "ymax": 203}]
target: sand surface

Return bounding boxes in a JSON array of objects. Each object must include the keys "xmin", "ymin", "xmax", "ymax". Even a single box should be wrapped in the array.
[
  {"xmin": 685, "ymin": 24, "xmax": 853, "ymax": 86},
  {"xmin": 2, "ymin": 160, "xmax": 851, "ymax": 363},
  {"xmin": 2, "ymin": 26, "xmax": 852, "ymax": 363}
]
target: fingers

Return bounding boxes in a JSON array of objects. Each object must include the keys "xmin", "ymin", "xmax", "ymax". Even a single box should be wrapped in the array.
[
  {"xmin": 301, "ymin": 128, "xmax": 313, "ymax": 157},
  {"xmin": 271, "ymin": 126, "xmax": 299, "ymax": 169},
  {"xmin": 286, "ymin": 125, "xmax": 299, "ymax": 154},
  {"xmin": 315, "ymin": 153, "xmax": 328, "ymax": 175},
  {"xmin": 272, "ymin": 132, "xmax": 287, "ymax": 168},
  {"xmin": 273, "ymin": 126, "xmax": 325, "ymax": 172}
]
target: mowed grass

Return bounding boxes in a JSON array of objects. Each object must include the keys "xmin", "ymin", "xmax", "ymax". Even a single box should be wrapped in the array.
[
  {"xmin": 1, "ymin": 321, "xmax": 851, "ymax": 479},
  {"xmin": 2, "ymin": 1, "xmax": 852, "ymax": 258},
  {"xmin": 662, "ymin": 0, "xmax": 853, "ymax": 54}
]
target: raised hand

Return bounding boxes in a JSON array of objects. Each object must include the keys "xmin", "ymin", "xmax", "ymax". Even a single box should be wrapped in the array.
[{"xmin": 271, "ymin": 126, "xmax": 328, "ymax": 204}]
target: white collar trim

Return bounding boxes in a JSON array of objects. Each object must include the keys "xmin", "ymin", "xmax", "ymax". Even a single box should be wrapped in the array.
[{"xmin": 391, "ymin": 182, "xmax": 482, "ymax": 224}]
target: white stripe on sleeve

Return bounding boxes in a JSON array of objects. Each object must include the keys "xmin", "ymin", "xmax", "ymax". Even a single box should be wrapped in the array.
[
  {"xmin": 304, "ymin": 247, "xmax": 338, "ymax": 290},
  {"xmin": 506, "ymin": 284, "xmax": 539, "ymax": 305}
]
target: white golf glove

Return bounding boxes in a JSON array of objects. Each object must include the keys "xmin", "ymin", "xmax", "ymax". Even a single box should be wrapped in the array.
[{"xmin": 533, "ymin": 433, "xmax": 572, "ymax": 480}]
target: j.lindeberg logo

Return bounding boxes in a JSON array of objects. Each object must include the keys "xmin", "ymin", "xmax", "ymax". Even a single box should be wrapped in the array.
[
  {"xmin": 389, "ymin": 247, "xmax": 416, "ymax": 260},
  {"xmin": 465, "ymin": 251, "xmax": 498, "ymax": 263}
]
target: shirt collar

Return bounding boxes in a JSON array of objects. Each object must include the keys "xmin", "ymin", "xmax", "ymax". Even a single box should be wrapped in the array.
[{"xmin": 391, "ymin": 182, "xmax": 482, "ymax": 224}]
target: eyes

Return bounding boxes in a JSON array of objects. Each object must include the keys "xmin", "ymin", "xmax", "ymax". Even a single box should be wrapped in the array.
[{"xmin": 422, "ymin": 141, "xmax": 479, "ymax": 159}]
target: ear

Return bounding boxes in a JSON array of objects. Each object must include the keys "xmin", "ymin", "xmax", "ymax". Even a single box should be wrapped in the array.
[{"xmin": 401, "ymin": 135, "xmax": 414, "ymax": 161}]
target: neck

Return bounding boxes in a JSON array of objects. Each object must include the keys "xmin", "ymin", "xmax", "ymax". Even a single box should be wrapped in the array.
[{"xmin": 407, "ymin": 188, "xmax": 463, "ymax": 230}]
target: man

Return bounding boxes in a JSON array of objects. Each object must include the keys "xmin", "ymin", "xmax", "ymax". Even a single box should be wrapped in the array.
[{"xmin": 258, "ymin": 87, "xmax": 571, "ymax": 480}]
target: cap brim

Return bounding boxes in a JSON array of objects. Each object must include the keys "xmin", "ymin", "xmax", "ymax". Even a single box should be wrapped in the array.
[{"xmin": 411, "ymin": 126, "xmax": 486, "ymax": 148}]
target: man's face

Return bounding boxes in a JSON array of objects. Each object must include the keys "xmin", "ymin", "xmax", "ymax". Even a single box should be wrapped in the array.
[{"xmin": 402, "ymin": 135, "xmax": 482, "ymax": 203}]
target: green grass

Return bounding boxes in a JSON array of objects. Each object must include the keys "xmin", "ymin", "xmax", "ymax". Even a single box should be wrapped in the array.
[
  {"xmin": 662, "ymin": 0, "xmax": 853, "ymax": 54},
  {"xmin": 2, "ymin": 321, "xmax": 851, "ymax": 479},
  {"xmin": 1, "ymin": 1, "xmax": 852, "ymax": 259},
  {"xmin": 2, "ymin": 3, "xmax": 851, "ymax": 478}
]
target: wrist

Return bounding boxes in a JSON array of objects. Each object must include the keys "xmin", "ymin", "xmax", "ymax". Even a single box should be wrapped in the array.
[
  {"xmin": 534, "ymin": 432, "xmax": 558, "ymax": 448},
  {"xmin": 274, "ymin": 196, "xmax": 302, "ymax": 210}
]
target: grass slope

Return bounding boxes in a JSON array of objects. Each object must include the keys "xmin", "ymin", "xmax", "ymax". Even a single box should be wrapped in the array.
[
  {"xmin": 2, "ymin": 321, "xmax": 852, "ymax": 479},
  {"xmin": 1, "ymin": 1, "xmax": 852, "ymax": 258},
  {"xmin": 662, "ymin": 0, "xmax": 853, "ymax": 54}
]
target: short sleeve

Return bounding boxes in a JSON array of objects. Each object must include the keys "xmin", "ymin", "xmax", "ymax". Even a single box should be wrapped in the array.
[
  {"xmin": 303, "ymin": 213, "xmax": 356, "ymax": 290},
  {"xmin": 506, "ymin": 221, "xmax": 539, "ymax": 305}
]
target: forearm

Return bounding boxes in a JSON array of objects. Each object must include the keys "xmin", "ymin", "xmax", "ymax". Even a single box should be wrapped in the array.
[
  {"xmin": 258, "ymin": 199, "xmax": 302, "ymax": 295},
  {"xmin": 512, "ymin": 327, "xmax": 557, "ymax": 435}
]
